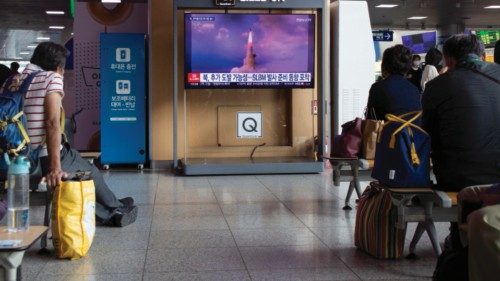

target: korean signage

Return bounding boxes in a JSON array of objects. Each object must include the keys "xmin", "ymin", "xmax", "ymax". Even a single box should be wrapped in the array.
[
  {"xmin": 104, "ymin": 46, "xmax": 140, "ymax": 120},
  {"xmin": 372, "ymin": 30, "xmax": 394, "ymax": 42},
  {"xmin": 100, "ymin": 33, "xmax": 146, "ymax": 164}
]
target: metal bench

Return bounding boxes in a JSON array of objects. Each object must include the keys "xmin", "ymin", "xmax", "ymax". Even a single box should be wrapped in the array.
[
  {"xmin": 388, "ymin": 188, "xmax": 458, "ymax": 257},
  {"xmin": 325, "ymin": 156, "xmax": 458, "ymax": 257},
  {"xmin": 325, "ymin": 157, "xmax": 372, "ymax": 210}
]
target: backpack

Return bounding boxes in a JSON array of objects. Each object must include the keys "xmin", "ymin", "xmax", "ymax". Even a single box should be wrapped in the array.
[
  {"xmin": 372, "ymin": 111, "xmax": 432, "ymax": 187},
  {"xmin": 0, "ymin": 72, "xmax": 40, "ymax": 177}
]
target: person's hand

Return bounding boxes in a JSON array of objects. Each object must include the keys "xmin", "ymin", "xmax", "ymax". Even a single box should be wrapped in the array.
[{"xmin": 44, "ymin": 169, "xmax": 68, "ymax": 189}]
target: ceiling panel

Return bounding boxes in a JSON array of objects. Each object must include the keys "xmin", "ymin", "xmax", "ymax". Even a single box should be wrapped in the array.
[
  {"xmin": 365, "ymin": 0, "xmax": 500, "ymax": 29},
  {"xmin": 0, "ymin": 0, "xmax": 72, "ymax": 60}
]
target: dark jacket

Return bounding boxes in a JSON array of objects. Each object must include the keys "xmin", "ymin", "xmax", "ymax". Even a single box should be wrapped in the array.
[
  {"xmin": 366, "ymin": 74, "xmax": 422, "ymax": 120},
  {"xmin": 407, "ymin": 67, "xmax": 423, "ymax": 92},
  {"xmin": 422, "ymin": 57, "xmax": 500, "ymax": 191}
]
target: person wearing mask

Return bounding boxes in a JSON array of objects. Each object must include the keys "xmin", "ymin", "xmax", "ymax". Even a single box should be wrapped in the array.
[
  {"xmin": 366, "ymin": 44, "xmax": 421, "ymax": 120},
  {"xmin": 407, "ymin": 54, "xmax": 423, "ymax": 92},
  {"xmin": 421, "ymin": 47, "xmax": 443, "ymax": 91},
  {"xmin": 9, "ymin": 62, "xmax": 20, "ymax": 75},
  {"xmin": 0, "ymin": 42, "xmax": 138, "ymax": 227}
]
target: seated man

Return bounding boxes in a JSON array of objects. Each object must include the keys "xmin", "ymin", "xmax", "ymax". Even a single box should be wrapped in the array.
[
  {"xmin": 0, "ymin": 42, "xmax": 138, "ymax": 227},
  {"xmin": 422, "ymin": 34, "xmax": 500, "ymax": 192}
]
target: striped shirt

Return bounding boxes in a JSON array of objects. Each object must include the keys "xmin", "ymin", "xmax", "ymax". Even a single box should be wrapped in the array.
[{"xmin": 0, "ymin": 64, "xmax": 64, "ymax": 149}]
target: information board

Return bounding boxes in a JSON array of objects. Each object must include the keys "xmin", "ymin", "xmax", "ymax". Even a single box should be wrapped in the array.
[
  {"xmin": 100, "ymin": 33, "xmax": 146, "ymax": 165},
  {"xmin": 477, "ymin": 30, "xmax": 500, "ymax": 48}
]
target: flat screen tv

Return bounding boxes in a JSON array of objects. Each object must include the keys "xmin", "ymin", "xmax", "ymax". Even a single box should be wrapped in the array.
[
  {"xmin": 476, "ymin": 30, "xmax": 500, "ymax": 48},
  {"xmin": 402, "ymin": 31, "xmax": 437, "ymax": 54},
  {"xmin": 184, "ymin": 13, "xmax": 316, "ymax": 89}
]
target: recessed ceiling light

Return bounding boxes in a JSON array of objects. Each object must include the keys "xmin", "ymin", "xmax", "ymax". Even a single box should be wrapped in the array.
[
  {"xmin": 36, "ymin": 37, "xmax": 51, "ymax": 41},
  {"xmin": 101, "ymin": 0, "xmax": 121, "ymax": 3},
  {"xmin": 484, "ymin": 5, "xmax": 500, "ymax": 9},
  {"xmin": 46, "ymin": 11, "xmax": 65, "ymax": 15},
  {"xmin": 27, "ymin": 45, "xmax": 37, "ymax": 49},
  {"xmin": 376, "ymin": 4, "xmax": 398, "ymax": 8},
  {"xmin": 408, "ymin": 16, "xmax": 428, "ymax": 20},
  {"xmin": 19, "ymin": 52, "xmax": 30, "ymax": 55},
  {"xmin": 49, "ymin": 26, "xmax": 65, "ymax": 30}
]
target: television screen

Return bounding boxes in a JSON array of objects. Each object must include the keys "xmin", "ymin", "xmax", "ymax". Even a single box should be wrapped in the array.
[
  {"xmin": 477, "ymin": 30, "xmax": 500, "ymax": 48},
  {"xmin": 184, "ymin": 13, "xmax": 316, "ymax": 89},
  {"xmin": 402, "ymin": 31, "xmax": 437, "ymax": 54}
]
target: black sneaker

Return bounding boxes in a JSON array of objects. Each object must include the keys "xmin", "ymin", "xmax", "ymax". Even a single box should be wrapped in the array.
[
  {"xmin": 119, "ymin": 197, "xmax": 135, "ymax": 207},
  {"xmin": 110, "ymin": 205, "xmax": 138, "ymax": 227}
]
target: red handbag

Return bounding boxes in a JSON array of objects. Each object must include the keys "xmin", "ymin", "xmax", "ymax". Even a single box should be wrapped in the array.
[{"xmin": 333, "ymin": 118, "xmax": 363, "ymax": 158}]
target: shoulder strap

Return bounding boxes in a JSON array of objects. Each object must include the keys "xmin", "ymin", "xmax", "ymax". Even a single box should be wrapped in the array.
[{"xmin": 3, "ymin": 71, "xmax": 41, "ymax": 95}]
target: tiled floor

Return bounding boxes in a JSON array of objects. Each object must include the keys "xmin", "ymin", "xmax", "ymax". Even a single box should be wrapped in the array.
[{"xmin": 16, "ymin": 170, "xmax": 449, "ymax": 281}]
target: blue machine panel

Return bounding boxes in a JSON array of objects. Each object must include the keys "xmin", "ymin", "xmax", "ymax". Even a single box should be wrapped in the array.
[{"xmin": 100, "ymin": 33, "xmax": 146, "ymax": 165}]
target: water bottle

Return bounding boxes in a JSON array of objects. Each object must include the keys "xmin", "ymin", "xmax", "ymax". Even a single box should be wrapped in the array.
[{"xmin": 6, "ymin": 156, "xmax": 30, "ymax": 232}]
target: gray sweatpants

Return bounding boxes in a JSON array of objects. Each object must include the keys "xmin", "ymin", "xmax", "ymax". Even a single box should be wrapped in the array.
[{"xmin": 40, "ymin": 144, "xmax": 123, "ymax": 221}]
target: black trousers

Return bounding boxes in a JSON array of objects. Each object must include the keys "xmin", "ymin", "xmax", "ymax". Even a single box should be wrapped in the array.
[{"xmin": 40, "ymin": 144, "xmax": 123, "ymax": 221}]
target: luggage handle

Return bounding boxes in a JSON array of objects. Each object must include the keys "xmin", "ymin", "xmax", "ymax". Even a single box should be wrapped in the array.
[{"xmin": 64, "ymin": 171, "xmax": 92, "ymax": 181}]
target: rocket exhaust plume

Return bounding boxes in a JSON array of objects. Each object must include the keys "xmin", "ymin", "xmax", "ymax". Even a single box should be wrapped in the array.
[{"xmin": 231, "ymin": 29, "xmax": 257, "ymax": 73}]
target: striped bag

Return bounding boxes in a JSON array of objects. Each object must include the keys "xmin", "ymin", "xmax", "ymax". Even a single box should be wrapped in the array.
[{"xmin": 354, "ymin": 182, "xmax": 406, "ymax": 259}]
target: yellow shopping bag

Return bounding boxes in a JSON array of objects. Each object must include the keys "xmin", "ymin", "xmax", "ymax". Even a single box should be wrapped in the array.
[{"xmin": 52, "ymin": 172, "xmax": 96, "ymax": 260}]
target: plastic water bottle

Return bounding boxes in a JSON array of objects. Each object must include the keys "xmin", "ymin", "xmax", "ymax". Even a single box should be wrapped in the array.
[{"xmin": 6, "ymin": 156, "xmax": 30, "ymax": 232}]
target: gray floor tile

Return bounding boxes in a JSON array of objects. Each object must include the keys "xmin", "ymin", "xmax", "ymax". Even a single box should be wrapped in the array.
[
  {"xmin": 35, "ymin": 273, "xmax": 143, "ymax": 281},
  {"xmin": 153, "ymin": 204, "xmax": 222, "ymax": 218},
  {"xmin": 282, "ymin": 200, "xmax": 348, "ymax": 216},
  {"xmin": 214, "ymin": 191, "xmax": 279, "ymax": 203},
  {"xmin": 40, "ymin": 250, "xmax": 146, "ymax": 275},
  {"xmin": 162, "ymin": 177, "xmax": 211, "ymax": 188},
  {"xmin": 155, "ymin": 189, "xmax": 217, "ymax": 204},
  {"xmin": 149, "ymin": 229, "xmax": 236, "ymax": 249},
  {"xmin": 240, "ymin": 245, "xmax": 346, "ymax": 270},
  {"xmin": 220, "ymin": 202, "xmax": 291, "ymax": 216},
  {"xmin": 92, "ymin": 230, "xmax": 149, "ymax": 252},
  {"xmin": 20, "ymin": 170, "xmax": 446, "ymax": 281},
  {"xmin": 333, "ymin": 248, "xmax": 436, "ymax": 268},
  {"xmin": 297, "ymin": 213, "xmax": 356, "ymax": 229},
  {"xmin": 311, "ymin": 227, "xmax": 355, "ymax": 248},
  {"xmin": 144, "ymin": 271, "xmax": 251, "ymax": 281},
  {"xmin": 350, "ymin": 265, "xmax": 434, "ymax": 280},
  {"xmin": 151, "ymin": 215, "xmax": 229, "ymax": 231},
  {"xmin": 232, "ymin": 228, "xmax": 323, "ymax": 247},
  {"xmin": 225, "ymin": 213, "xmax": 305, "ymax": 229},
  {"xmin": 208, "ymin": 176, "xmax": 262, "ymax": 188},
  {"xmin": 20, "ymin": 249, "xmax": 50, "ymax": 281},
  {"xmin": 249, "ymin": 268, "xmax": 361, "ymax": 281},
  {"xmin": 145, "ymin": 247, "xmax": 245, "ymax": 272},
  {"xmin": 272, "ymin": 190, "xmax": 339, "ymax": 201}
]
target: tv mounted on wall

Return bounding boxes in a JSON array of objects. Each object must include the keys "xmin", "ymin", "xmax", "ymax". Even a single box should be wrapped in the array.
[
  {"xmin": 184, "ymin": 13, "xmax": 316, "ymax": 89},
  {"xmin": 402, "ymin": 31, "xmax": 437, "ymax": 54}
]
